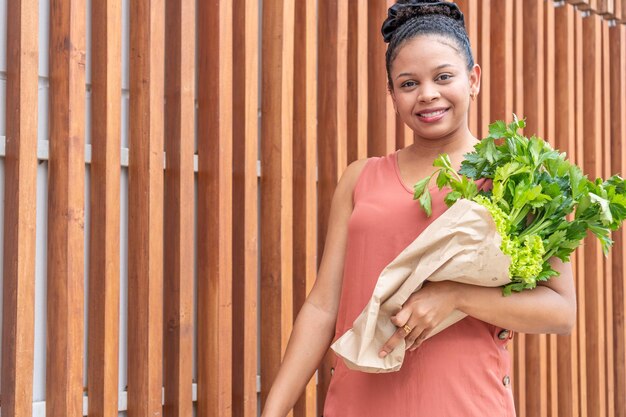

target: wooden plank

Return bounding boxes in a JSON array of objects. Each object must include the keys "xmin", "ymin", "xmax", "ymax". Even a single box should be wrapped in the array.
[
  {"xmin": 456, "ymin": 0, "xmax": 479, "ymax": 136},
  {"xmin": 609, "ymin": 25, "xmax": 626, "ymax": 417},
  {"xmin": 316, "ymin": 0, "xmax": 348, "ymax": 406},
  {"xmin": 87, "ymin": 1, "xmax": 121, "ymax": 416},
  {"xmin": 292, "ymin": 0, "xmax": 317, "ymax": 416},
  {"xmin": 554, "ymin": 5, "xmax": 580, "ymax": 417},
  {"xmin": 581, "ymin": 12, "xmax": 607, "ymax": 417},
  {"xmin": 163, "ymin": 0, "xmax": 195, "ymax": 416},
  {"xmin": 346, "ymin": 0, "xmax": 368, "ymax": 162},
  {"xmin": 46, "ymin": 0, "xmax": 86, "ymax": 416},
  {"xmin": 477, "ymin": 0, "xmax": 490, "ymax": 139},
  {"xmin": 232, "ymin": 0, "xmax": 259, "ymax": 415},
  {"xmin": 522, "ymin": 4, "xmax": 548, "ymax": 417},
  {"xmin": 512, "ymin": 2, "xmax": 526, "ymax": 414},
  {"xmin": 1, "ymin": 1, "xmax": 38, "ymax": 416},
  {"xmin": 489, "ymin": 0, "xmax": 513, "ymax": 123},
  {"xmin": 574, "ymin": 10, "xmax": 589, "ymax": 417},
  {"xmin": 197, "ymin": 0, "xmax": 234, "ymax": 415},
  {"xmin": 128, "ymin": 0, "xmax": 165, "ymax": 416},
  {"xmin": 601, "ymin": 22, "xmax": 615, "ymax": 417},
  {"xmin": 367, "ymin": 0, "xmax": 394, "ymax": 156},
  {"xmin": 544, "ymin": 5, "xmax": 559, "ymax": 417},
  {"xmin": 260, "ymin": 0, "xmax": 295, "ymax": 412}
]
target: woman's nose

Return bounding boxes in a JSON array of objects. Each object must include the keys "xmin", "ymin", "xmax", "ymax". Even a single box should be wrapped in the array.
[{"xmin": 418, "ymin": 85, "xmax": 440, "ymax": 103}]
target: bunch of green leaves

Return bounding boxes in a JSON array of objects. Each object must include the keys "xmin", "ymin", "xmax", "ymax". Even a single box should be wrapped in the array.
[{"xmin": 413, "ymin": 115, "xmax": 626, "ymax": 295}]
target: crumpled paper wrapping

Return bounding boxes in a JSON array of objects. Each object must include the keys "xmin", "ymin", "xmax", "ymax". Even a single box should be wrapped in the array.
[{"xmin": 330, "ymin": 199, "xmax": 512, "ymax": 373}]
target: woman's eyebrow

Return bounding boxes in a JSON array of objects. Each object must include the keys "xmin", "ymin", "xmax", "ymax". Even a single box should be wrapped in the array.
[{"xmin": 395, "ymin": 64, "xmax": 454, "ymax": 80}]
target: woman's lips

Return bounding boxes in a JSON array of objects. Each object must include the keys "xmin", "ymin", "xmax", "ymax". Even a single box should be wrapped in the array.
[{"xmin": 416, "ymin": 108, "xmax": 449, "ymax": 123}]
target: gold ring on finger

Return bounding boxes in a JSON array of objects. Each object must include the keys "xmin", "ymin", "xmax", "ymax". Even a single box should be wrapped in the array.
[{"xmin": 402, "ymin": 324, "xmax": 413, "ymax": 334}]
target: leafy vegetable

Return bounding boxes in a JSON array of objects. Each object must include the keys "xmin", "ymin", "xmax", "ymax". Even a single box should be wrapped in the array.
[{"xmin": 413, "ymin": 115, "xmax": 626, "ymax": 295}]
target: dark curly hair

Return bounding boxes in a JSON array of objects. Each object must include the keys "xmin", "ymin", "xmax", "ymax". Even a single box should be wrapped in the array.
[{"xmin": 382, "ymin": 1, "xmax": 474, "ymax": 89}]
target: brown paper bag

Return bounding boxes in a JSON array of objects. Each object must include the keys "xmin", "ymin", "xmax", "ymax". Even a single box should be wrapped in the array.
[{"xmin": 330, "ymin": 199, "xmax": 511, "ymax": 373}]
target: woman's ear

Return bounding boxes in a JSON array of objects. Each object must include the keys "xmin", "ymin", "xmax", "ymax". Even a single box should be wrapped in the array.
[{"xmin": 469, "ymin": 64, "xmax": 481, "ymax": 96}]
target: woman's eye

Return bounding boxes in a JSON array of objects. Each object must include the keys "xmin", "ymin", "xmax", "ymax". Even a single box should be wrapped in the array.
[
  {"xmin": 437, "ymin": 74, "xmax": 452, "ymax": 81},
  {"xmin": 401, "ymin": 81, "xmax": 417, "ymax": 88}
]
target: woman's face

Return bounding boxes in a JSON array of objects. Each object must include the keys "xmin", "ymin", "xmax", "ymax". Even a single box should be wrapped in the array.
[{"xmin": 389, "ymin": 35, "xmax": 480, "ymax": 141}]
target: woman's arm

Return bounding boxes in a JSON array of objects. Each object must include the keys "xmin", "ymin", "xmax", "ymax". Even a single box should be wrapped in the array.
[
  {"xmin": 379, "ymin": 257, "xmax": 576, "ymax": 356},
  {"xmin": 261, "ymin": 159, "xmax": 368, "ymax": 417}
]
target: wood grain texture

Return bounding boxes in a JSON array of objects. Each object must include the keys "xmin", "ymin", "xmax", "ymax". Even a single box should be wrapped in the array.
[
  {"xmin": 522, "ymin": 5, "xmax": 548, "ymax": 417},
  {"xmin": 232, "ymin": 0, "xmax": 259, "ymax": 416},
  {"xmin": 87, "ymin": 1, "xmax": 122, "ymax": 416},
  {"xmin": 367, "ymin": 0, "xmax": 394, "ymax": 156},
  {"xmin": 609, "ymin": 24, "xmax": 626, "ymax": 417},
  {"xmin": 259, "ymin": 0, "xmax": 295, "ymax": 413},
  {"xmin": 347, "ymin": 0, "xmax": 369, "ymax": 162},
  {"xmin": 46, "ymin": 1, "xmax": 86, "ymax": 416},
  {"xmin": 582, "ymin": 12, "xmax": 607, "ymax": 417},
  {"xmin": 197, "ymin": 0, "xmax": 234, "ymax": 416},
  {"xmin": 488, "ymin": 0, "xmax": 513, "ymax": 122},
  {"xmin": 163, "ymin": 0, "xmax": 195, "ymax": 416},
  {"xmin": 1, "ymin": 1, "xmax": 38, "ymax": 416},
  {"xmin": 128, "ymin": 1, "xmax": 165, "ymax": 416},
  {"xmin": 292, "ymin": 1, "xmax": 317, "ymax": 416},
  {"xmin": 554, "ymin": 5, "xmax": 580, "ymax": 417}
]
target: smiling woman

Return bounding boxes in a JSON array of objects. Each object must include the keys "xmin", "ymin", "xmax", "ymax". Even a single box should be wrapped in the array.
[{"xmin": 260, "ymin": 1, "xmax": 576, "ymax": 417}]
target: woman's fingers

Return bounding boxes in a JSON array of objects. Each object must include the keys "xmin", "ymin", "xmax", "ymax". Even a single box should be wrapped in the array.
[{"xmin": 379, "ymin": 320, "xmax": 428, "ymax": 357}]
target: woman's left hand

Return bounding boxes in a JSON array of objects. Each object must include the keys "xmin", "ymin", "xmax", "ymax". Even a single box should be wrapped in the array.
[{"xmin": 378, "ymin": 281, "xmax": 459, "ymax": 358}]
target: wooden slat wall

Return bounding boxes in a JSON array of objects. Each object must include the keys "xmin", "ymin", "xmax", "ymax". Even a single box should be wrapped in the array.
[
  {"xmin": 128, "ymin": 0, "xmax": 164, "ymax": 416},
  {"xmin": 1, "ymin": 2, "xmax": 626, "ymax": 417},
  {"xmin": 1, "ymin": 1, "xmax": 38, "ymax": 416},
  {"xmin": 87, "ymin": 1, "xmax": 121, "ymax": 417},
  {"xmin": 46, "ymin": 0, "xmax": 86, "ymax": 416}
]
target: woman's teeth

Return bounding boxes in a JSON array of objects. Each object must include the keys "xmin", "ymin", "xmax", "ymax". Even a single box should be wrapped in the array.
[{"xmin": 418, "ymin": 109, "xmax": 446, "ymax": 117}]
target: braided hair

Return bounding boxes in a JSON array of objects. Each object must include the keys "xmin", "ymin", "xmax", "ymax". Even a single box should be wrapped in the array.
[{"xmin": 382, "ymin": 1, "xmax": 474, "ymax": 89}]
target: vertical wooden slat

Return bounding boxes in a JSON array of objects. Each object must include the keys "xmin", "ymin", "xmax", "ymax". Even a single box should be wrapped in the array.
[
  {"xmin": 232, "ymin": 0, "xmax": 259, "ymax": 415},
  {"xmin": 87, "ymin": 1, "xmax": 121, "ymax": 416},
  {"xmin": 574, "ymin": 9, "xmax": 589, "ymax": 417},
  {"xmin": 544, "ymin": 6, "xmax": 558, "ymax": 416},
  {"xmin": 477, "ymin": 0, "xmax": 490, "ymax": 139},
  {"xmin": 316, "ymin": 0, "xmax": 348, "ymax": 406},
  {"xmin": 609, "ymin": 22, "xmax": 626, "ymax": 417},
  {"xmin": 347, "ymin": 0, "xmax": 369, "ymax": 163},
  {"xmin": 554, "ymin": 4, "xmax": 580, "ymax": 417},
  {"xmin": 582, "ymin": 12, "xmax": 607, "ymax": 417},
  {"xmin": 163, "ymin": 0, "xmax": 195, "ymax": 415},
  {"xmin": 197, "ymin": 0, "xmax": 234, "ymax": 415},
  {"xmin": 522, "ymin": 6, "xmax": 547, "ymax": 417},
  {"xmin": 128, "ymin": 0, "xmax": 165, "ymax": 415},
  {"xmin": 292, "ymin": 1, "xmax": 318, "ymax": 416},
  {"xmin": 46, "ymin": 0, "xmax": 86, "ymax": 416},
  {"xmin": 1, "ymin": 1, "xmax": 38, "ymax": 416},
  {"xmin": 456, "ymin": 0, "xmax": 479, "ymax": 135},
  {"xmin": 368, "ymin": 0, "xmax": 394, "ymax": 156},
  {"xmin": 512, "ymin": 1, "xmax": 526, "ymax": 414},
  {"xmin": 488, "ymin": 0, "xmax": 513, "ymax": 127},
  {"xmin": 602, "ymin": 19, "xmax": 616, "ymax": 417},
  {"xmin": 260, "ymin": 0, "xmax": 295, "ymax": 412}
]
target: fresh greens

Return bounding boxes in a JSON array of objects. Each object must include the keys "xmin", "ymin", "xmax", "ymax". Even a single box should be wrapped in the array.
[{"xmin": 414, "ymin": 115, "xmax": 626, "ymax": 295}]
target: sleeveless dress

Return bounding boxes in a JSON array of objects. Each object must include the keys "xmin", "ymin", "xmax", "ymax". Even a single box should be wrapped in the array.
[{"xmin": 323, "ymin": 150, "xmax": 517, "ymax": 417}]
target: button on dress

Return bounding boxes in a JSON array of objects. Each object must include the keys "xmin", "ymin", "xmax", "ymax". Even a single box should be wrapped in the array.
[{"xmin": 323, "ymin": 151, "xmax": 516, "ymax": 417}]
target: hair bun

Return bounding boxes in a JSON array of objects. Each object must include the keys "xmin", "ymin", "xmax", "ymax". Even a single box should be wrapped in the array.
[{"xmin": 381, "ymin": 1, "xmax": 465, "ymax": 43}]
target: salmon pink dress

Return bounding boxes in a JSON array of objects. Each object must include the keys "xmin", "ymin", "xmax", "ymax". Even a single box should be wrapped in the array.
[{"xmin": 323, "ymin": 151, "xmax": 516, "ymax": 417}]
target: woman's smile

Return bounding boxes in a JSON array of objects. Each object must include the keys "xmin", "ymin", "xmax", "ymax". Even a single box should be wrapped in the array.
[{"xmin": 415, "ymin": 107, "xmax": 449, "ymax": 123}]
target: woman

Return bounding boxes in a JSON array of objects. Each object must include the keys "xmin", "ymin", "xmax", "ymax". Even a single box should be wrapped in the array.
[{"xmin": 262, "ymin": 1, "xmax": 576, "ymax": 416}]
